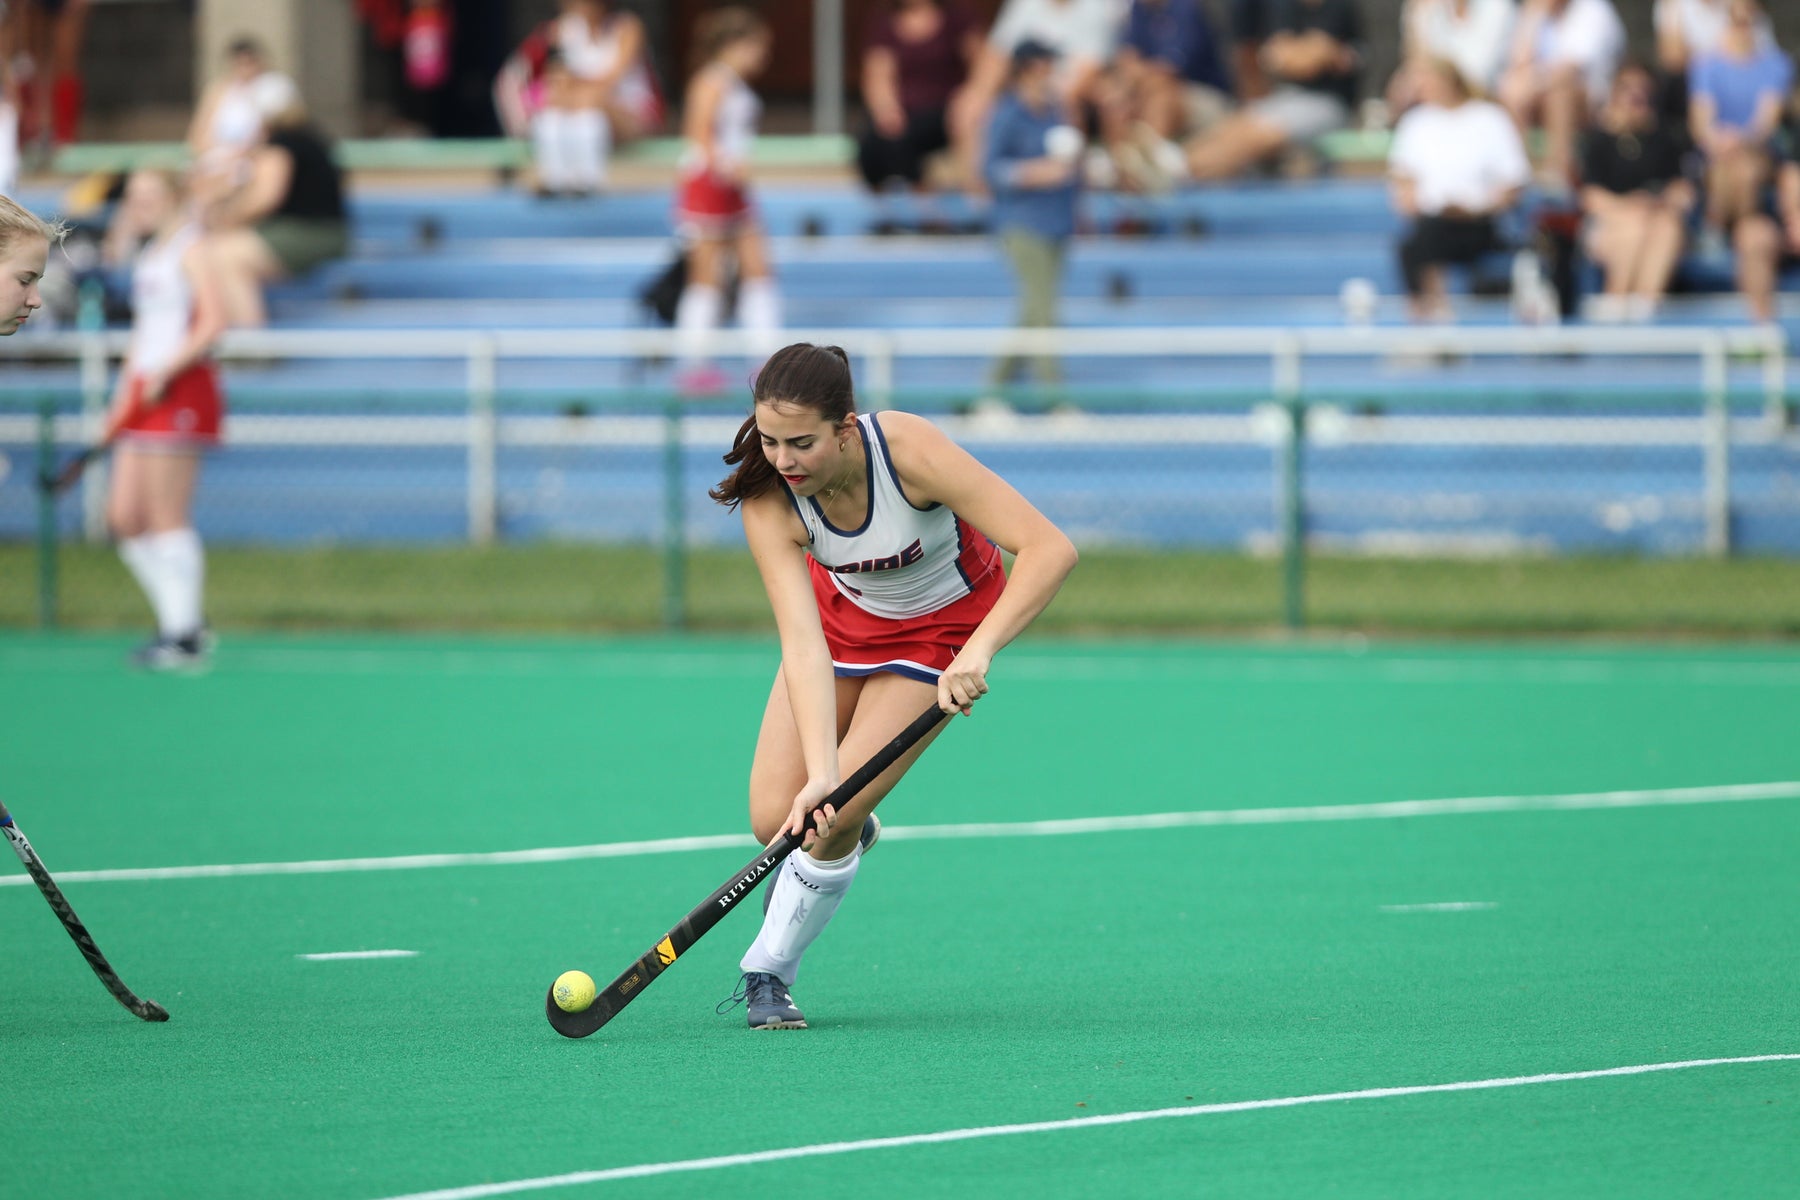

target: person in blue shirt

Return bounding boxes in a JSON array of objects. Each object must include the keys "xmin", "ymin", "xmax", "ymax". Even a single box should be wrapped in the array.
[
  {"xmin": 982, "ymin": 39, "xmax": 1081, "ymax": 399},
  {"xmin": 1689, "ymin": 0, "xmax": 1793, "ymax": 242},
  {"xmin": 1103, "ymin": 0, "xmax": 1236, "ymax": 188}
]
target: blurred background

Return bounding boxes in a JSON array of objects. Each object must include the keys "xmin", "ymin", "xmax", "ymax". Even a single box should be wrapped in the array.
[{"xmin": 1, "ymin": 0, "xmax": 1798, "ymax": 640}]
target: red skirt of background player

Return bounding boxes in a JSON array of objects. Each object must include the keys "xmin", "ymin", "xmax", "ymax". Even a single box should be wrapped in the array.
[
  {"xmin": 675, "ymin": 167, "xmax": 754, "ymax": 238},
  {"xmin": 809, "ymin": 550, "xmax": 1006, "ymax": 685},
  {"xmin": 118, "ymin": 362, "xmax": 225, "ymax": 446}
]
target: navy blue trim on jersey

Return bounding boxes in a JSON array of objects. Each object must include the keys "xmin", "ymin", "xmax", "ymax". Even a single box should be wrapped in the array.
[
  {"xmin": 831, "ymin": 660, "xmax": 941, "ymax": 684},
  {"xmin": 952, "ymin": 515, "xmax": 974, "ymax": 592},
  {"xmin": 808, "ymin": 424, "xmax": 876, "ymax": 537},
  {"xmin": 780, "ymin": 485, "xmax": 812, "ymax": 542},
  {"xmin": 868, "ymin": 413, "xmax": 939, "ymax": 513}
]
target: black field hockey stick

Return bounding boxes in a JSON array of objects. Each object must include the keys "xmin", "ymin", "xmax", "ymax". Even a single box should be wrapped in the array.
[
  {"xmin": 37, "ymin": 403, "xmax": 137, "ymax": 496},
  {"xmin": 0, "ymin": 799, "xmax": 170, "ymax": 1022},
  {"xmin": 546, "ymin": 701, "xmax": 951, "ymax": 1038}
]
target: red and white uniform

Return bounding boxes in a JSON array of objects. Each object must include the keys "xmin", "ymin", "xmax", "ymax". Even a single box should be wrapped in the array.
[
  {"xmin": 675, "ymin": 63, "xmax": 760, "ymax": 236},
  {"xmin": 788, "ymin": 414, "xmax": 1005, "ymax": 683},
  {"xmin": 554, "ymin": 11, "xmax": 663, "ymax": 126},
  {"xmin": 121, "ymin": 224, "xmax": 223, "ymax": 445}
]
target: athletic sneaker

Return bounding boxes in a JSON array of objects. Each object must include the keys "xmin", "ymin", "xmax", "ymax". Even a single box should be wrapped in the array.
[
  {"xmin": 763, "ymin": 814, "xmax": 880, "ymax": 915},
  {"xmin": 129, "ymin": 633, "xmax": 210, "ymax": 673},
  {"xmin": 717, "ymin": 971, "xmax": 807, "ymax": 1030}
]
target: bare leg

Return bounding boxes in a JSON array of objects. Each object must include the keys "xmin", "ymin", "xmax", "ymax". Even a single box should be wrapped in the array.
[
  {"xmin": 1629, "ymin": 204, "xmax": 1686, "ymax": 302},
  {"xmin": 1735, "ymin": 213, "xmax": 1781, "ymax": 323},
  {"xmin": 106, "ymin": 443, "xmax": 149, "ymax": 540},
  {"xmin": 141, "ymin": 448, "xmax": 202, "ymax": 534},
  {"xmin": 1183, "ymin": 112, "xmax": 1287, "ymax": 181},
  {"xmin": 205, "ymin": 229, "xmax": 283, "ymax": 328}
]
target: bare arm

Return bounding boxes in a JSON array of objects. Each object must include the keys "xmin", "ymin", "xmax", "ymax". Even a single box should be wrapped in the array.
[
  {"xmin": 593, "ymin": 15, "xmax": 645, "ymax": 95},
  {"xmin": 1390, "ymin": 173, "xmax": 1419, "ymax": 217},
  {"xmin": 493, "ymin": 55, "xmax": 533, "ymax": 138},
  {"xmin": 683, "ymin": 67, "xmax": 726, "ymax": 171},
  {"xmin": 742, "ymin": 493, "xmax": 841, "ymax": 831},
  {"xmin": 884, "ymin": 412, "xmax": 1077, "ymax": 712},
  {"xmin": 210, "ymin": 144, "xmax": 293, "ymax": 227},
  {"xmin": 187, "ymin": 80, "xmax": 226, "ymax": 154},
  {"xmin": 863, "ymin": 45, "xmax": 906, "ymax": 137},
  {"xmin": 140, "ymin": 242, "xmax": 227, "ymax": 398}
]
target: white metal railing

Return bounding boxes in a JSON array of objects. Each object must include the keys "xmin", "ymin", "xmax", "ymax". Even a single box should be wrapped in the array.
[{"xmin": 1, "ymin": 323, "xmax": 1789, "ymax": 561}]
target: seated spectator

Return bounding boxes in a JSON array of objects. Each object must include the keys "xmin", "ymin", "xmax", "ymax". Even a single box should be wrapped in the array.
[
  {"xmin": 187, "ymin": 37, "xmax": 300, "ymax": 177},
  {"xmin": 1579, "ymin": 63, "xmax": 1694, "ymax": 320},
  {"xmin": 1181, "ymin": 0, "xmax": 1362, "ymax": 182},
  {"xmin": 857, "ymin": 0, "xmax": 983, "ymax": 218},
  {"xmin": 1498, "ymin": 0, "xmax": 1625, "ymax": 187},
  {"xmin": 1735, "ymin": 153, "xmax": 1800, "ymax": 322},
  {"xmin": 983, "ymin": 40, "xmax": 1081, "ymax": 398},
  {"xmin": 953, "ymin": 0, "xmax": 1122, "ymax": 192},
  {"xmin": 1689, "ymin": 0, "xmax": 1791, "ymax": 237},
  {"xmin": 199, "ymin": 83, "xmax": 348, "ymax": 328},
  {"xmin": 1102, "ymin": 0, "xmax": 1234, "ymax": 191},
  {"xmin": 1386, "ymin": 0, "xmax": 1516, "ymax": 118},
  {"xmin": 494, "ymin": 0, "xmax": 661, "ymax": 197},
  {"xmin": 1653, "ymin": 0, "xmax": 1772, "ymax": 119},
  {"xmin": 1388, "ymin": 58, "xmax": 1530, "ymax": 321}
]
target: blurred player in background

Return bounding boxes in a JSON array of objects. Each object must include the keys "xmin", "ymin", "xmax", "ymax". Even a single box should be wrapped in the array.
[
  {"xmin": 106, "ymin": 170, "xmax": 227, "ymax": 670},
  {"xmin": 494, "ymin": 0, "xmax": 661, "ymax": 198},
  {"xmin": 673, "ymin": 6, "xmax": 780, "ymax": 391},
  {"xmin": 187, "ymin": 37, "xmax": 299, "ymax": 180},
  {"xmin": 0, "ymin": 193, "xmax": 54, "ymax": 332},
  {"xmin": 709, "ymin": 342, "xmax": 1078, "ymax": 1030}
]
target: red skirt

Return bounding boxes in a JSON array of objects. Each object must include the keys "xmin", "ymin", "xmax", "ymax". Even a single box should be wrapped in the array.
[
  {"xmin": 809, "ymin": 556, "xmax": 1006, "ymax": 684},
  {"xmin": 675, "ymin": 168, "xmax": 753, "ymax": 236},
  {"xmin": 119, "ymin": 362, "xmax": 224, "ymax": 445}
]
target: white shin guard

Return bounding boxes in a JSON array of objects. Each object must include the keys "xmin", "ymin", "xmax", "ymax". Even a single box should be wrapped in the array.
[
  {"xmin": 565, "ymin": 108, "xmax": 610, "ymax": 191},
  {"xmin": 532, "ymin": 108, "xmax": 572, "ymax": 190},
  {"xmin": 740, "ymin": 847, "xmax": 860, "ymax": 986},
  {"xmin": 675, "ymin": 282, "xmax": 724, "ymax": 369}
]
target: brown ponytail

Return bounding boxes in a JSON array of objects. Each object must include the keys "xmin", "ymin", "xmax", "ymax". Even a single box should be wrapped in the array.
[{"xmin": 710, "ymin": 343, "xmax": 856, "ymax": 509}]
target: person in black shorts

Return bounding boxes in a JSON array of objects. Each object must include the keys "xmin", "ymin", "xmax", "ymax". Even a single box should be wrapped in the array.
[{"xmin": 1577, "ymin": 63, "xmax": 1694, "ymax": 321}]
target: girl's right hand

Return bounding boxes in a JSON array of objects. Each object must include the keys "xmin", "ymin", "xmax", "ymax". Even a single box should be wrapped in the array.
[{"xmin": 782, "ymin": 775, "xmax": 841, "ymax": 843}]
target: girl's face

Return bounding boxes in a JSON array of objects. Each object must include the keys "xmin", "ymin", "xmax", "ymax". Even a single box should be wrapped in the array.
[
  {"xmin": 756, "ymin": 402, "xmax": 854, "ymax": 497},
  {"xmin": 0, "ymin": 234, "xmax": 48, "ymax": 335},
  {"xmin": 122, "ymin": 171, "xmax": 179, "ymax": 237},
  {"xmin": 726, "ymin": 31, "xmax": 772, "ymax": 79}
]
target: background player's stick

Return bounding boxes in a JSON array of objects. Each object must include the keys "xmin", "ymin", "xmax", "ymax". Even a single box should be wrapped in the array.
[
  {"xmin": 546, "ymin": 701, "xmax": 950, "ymax": 1038},
  {"xmin": 38, "ymin": 399, "xmax": 140, "ymax": 496},
  {"xmin": 0, "ymin": 799, "xmax": 170, "ymax": 1022}
]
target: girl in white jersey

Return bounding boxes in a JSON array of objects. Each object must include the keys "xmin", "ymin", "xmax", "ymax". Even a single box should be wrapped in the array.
[
  {"xmin": 0, "ymin": 194, "xmax": 56, "ymax": 335},
  {"xmin": 710, "ymin": 343, "xmax": 1078, "ymax": 1030},
  {"xmin": 496, "ymin": 1, "xmax": 661, "ymax": 197},
  {"xmin": 673, "ymin": 7, "xmax": 782, "ymax": 391},
  {"xmin": 105, "ymin": 170, "xmax": 228, "ymax": 670}
]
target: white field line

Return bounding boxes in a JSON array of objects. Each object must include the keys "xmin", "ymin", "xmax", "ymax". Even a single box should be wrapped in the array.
[
  {"xmin": 297, "ymin": 949, "xmax": 419, "ymax": 964},
  {"xmin": 371, "ymin": 1054, "xmax": 1800, "ymax": 1200},
  {"xmin": 1380, "ymin": 902, "xmax": 1499, "ymax": 914},
  {"xmin": 1, "ymin": 781, "xmax": 1795, "ymax": 891},
  {"xmin": 6, "ymin": 646, "xmax": 1800, "ymax": 686}
]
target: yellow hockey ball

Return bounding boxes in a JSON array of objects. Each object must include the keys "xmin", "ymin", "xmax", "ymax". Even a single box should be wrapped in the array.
[{"xmin": 553, "ymin": 970, "xmax": 597, "ymax": 1013}]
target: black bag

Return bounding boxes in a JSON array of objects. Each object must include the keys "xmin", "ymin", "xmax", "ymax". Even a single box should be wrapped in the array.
[{"xmin": 637, "ymin": 247, "xmax": 740, "ymax": 326}]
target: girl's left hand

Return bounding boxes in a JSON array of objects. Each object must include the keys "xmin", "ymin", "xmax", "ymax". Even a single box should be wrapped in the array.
[
  {"xmin": 142, "ymin": 371, "xmax": 171, "ymax": 404},
  {"xmin": 938, "ymin": 649, "xmax": 990, "ymax": 715}
]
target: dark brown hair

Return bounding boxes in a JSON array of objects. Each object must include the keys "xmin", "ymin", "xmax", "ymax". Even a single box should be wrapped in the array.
[
  {"xmin": 710, "ymin": 343, "xmax": 856, "ymax": 509},
  {"xmin": 693, "ymin": 6, "xmax": 769, "ymax": 69}
]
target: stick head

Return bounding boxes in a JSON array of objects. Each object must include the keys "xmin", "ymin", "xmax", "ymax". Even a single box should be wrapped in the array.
[
  {"xmin": 545, "ymin": 983, "xmax": 615, "ymax": 1038},
  {"xmin": 133, "ymin": 999, "xmax": 171, "ymax": 1022}
]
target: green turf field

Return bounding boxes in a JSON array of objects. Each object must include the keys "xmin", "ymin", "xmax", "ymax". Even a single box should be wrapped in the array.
[{"xmin": 2, "ymin": 634, "xmax": 1797, "ymax": 1198}]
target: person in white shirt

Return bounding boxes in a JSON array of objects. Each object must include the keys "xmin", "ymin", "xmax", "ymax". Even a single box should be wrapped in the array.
[
  {"xmin": 1386, "ymin": 0, "xmax": 1516, "ymax": 116},
  {"xmin": 1498, "ymin": 0, "xmax": 1625, "ymax": 185},
  {"xmin": 1389, "ymin": 58, "xmax": 1530, "ymax": 321},
  {"xmin": 187, "ymin": 38, "xmax": 299, "ymax": 179},
  {"xmin": 951, "ymin": 0, "xmax": 1122, "ymax": 190}
]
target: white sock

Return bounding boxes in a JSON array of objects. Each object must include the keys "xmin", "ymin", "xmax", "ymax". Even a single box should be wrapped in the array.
[
  {"xmin": 532, "ymin": 108, "xmax": 572, "ymax": 190},
  {"xmin": 675, "ymin": 282, "xmax": 723, "ymax": 369},
  {"xmin": 740, "ymin": 847, "xmax": 860, "ymax": 986},
  {"xmin": 739, "ymin": 276, "xmax": 784, "ymax": 360},
  {"xmin": 118, "ymin": 535, "xmax": 176, "ymax": 635},
  {"xmin": 147, "ymin": 528, "xmax": 204, "ymax": 640},
  {"xmin": 564, "ymin": 108, "xmax": 610, "ymax": 191}
]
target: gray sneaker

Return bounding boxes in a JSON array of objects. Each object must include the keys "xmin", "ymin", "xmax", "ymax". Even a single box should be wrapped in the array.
[
  {"xmin": 717, "ymin": 971, "xmax": 807, "ymax": 1030},
  {"xmin": 763, "ymin": 814, "xmax": 880, "ymax": 915}
]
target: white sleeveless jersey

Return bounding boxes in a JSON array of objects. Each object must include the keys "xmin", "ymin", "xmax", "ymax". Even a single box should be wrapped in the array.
[
  {"xmin": 557, "ymin": 12, "xmax": 655, "ymax": 108},
  {"xmin": 789, "ymin": 414, "xmax": 1001, "ymax": 621},
  {"xmin": 702, "ymin": 62, "xmax": 759, "ymax": 169},
  {"xmin": 129, "ymin": 224, "xmax": 200, "ymax": 376}
]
